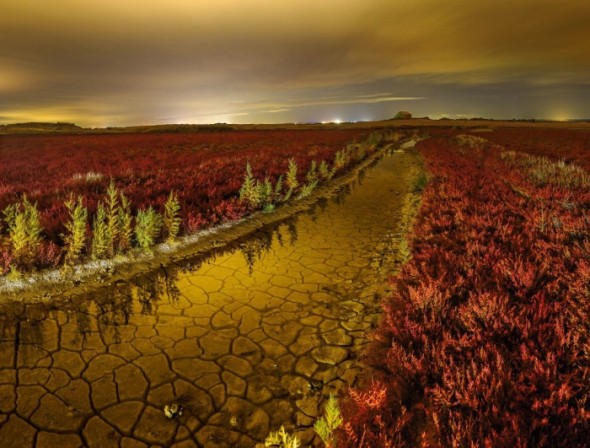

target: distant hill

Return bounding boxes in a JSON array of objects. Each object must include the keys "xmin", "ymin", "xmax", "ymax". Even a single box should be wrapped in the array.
[{"xmin": 0, "ymin": 122, "xmax": 83, "ymax": 134}]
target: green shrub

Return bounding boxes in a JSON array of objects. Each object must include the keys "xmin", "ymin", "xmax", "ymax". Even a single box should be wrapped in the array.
[
  {"xmin": 239, "ymin": 162, "xmax": 261, "ymax": 208},
  {"xmin": 3, "ymin": 195, "xmax": 43, "ymax": 265},
  {"xmin": 63, "ymin": 195, "xmax": 88, "ymax": 265},
  {"xmin": 91, "ymin": 202, "xmax": 109, "ymax": 259},
  {"xmin": 274, "ymin": 175, "xmax": 284, "ymax": 202},
  {"xmin": 298, "ymin": 180, "xmax": 318, "ymax": 199},
  {"xmin": 306, "ymin": 160, "xmax": 318, "ymax": 184},
  {"xmin": 260, "ymin": 178, "xmax": 274, "ymax": 208},
  {"xmin": 313, "ymin": 395, "xmax": 343, "ymax": 448},
  {"xmin": 105, "ymin": 180, "xmax": 120, "ymax": 256},
  {"xmin": 285, "ymin": 158, "xmax": 299, "ymax": 192},
  {"xmin": 318, "ymin": 160, "xmax": 331, "ymax": 181},
  {"xmin": 164, "ymin": 191, "xmax": 181, "ymax": 242},
  {"xmin": 135, "ymin": 207, "xmax": 162, "ymax": 249},
  {"xmin": 333, "ymin": 149, "xmax": 350, "ymax": 171},
  {"xmin": 117, "ymin": 192, "xmax": 133, "ymax": 253}
]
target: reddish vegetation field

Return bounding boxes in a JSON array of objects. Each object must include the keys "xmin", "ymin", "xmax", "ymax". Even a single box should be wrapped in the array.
[
  {"xmin": 0, "ymin": 129, "xmax": 366, "ymax": 269},
  {"xmin": 485, "ymin": 127, "xmax": 590, "ymax": 170},
  {"xmin": 341, "ymin": 129, "xmax": 590, "ymax": 446}
]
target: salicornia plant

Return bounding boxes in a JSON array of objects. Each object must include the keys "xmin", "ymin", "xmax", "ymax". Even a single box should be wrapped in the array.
[
  {"xmin": 164, "ymin": 190, "xmax": 181, "ymax": 243},
  {"xmin": 63, "ymin": 195, "xmax": 88, "ymax": 266},
  {"xmin": 134, "ymin": 207, "xmax": 162, "ymax": 249}
]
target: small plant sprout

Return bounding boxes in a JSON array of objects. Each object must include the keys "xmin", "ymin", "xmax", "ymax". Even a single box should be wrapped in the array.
[
  {"xmin": 313, "ymin": 394, "xmax": 343, "ymax": 448},
  {"xmin": 264, "ymin": 425, "xmax": 301, "ymax": 448}
]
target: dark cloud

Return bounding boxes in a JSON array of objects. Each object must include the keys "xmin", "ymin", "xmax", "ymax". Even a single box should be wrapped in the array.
[{"xmin": 1, "ymin": 0, "xmax": 589, "ymax": 125}]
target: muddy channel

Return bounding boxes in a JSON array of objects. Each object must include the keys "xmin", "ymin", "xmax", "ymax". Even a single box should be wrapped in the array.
[{"xmin": 0, "ymin": 143, "xmax": 421, "ymax": 447}]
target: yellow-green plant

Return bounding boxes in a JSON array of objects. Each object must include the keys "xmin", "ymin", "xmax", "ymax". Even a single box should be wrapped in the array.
[
  {"xmin": 135, "ymin": 207, "xmax": 162, "ymax": 249},
  {"xmin": 164, "ymin": 190, "xmax": 181, "ymax": 243},
  {"xmin": 63, "ymin": 195, "xmax": 88, "ymax": 265},
  {"xmin": 314, "ymin": 395, "xmax": 343, "ymax": 448},
  {"xmin": 239, "ymin": 162, "xmax": 261, "ymax": 208},
  {"xmin": 91, "ymin": 202, "xmax": 109, "ymax": 259},
  {"xmin": 117, "ymin": 192, "xmax": 133, "ymax": 253},
  {"xmin": 306, "ymin": 160, "xmax": 318, "ymax": 184},
  {"xmin": 333, "ymin": 149, "xmax": 350, "ymax": 171},
  {"xmin": 265, "ymin": 426, "xmax": 301, "ymax": 448},
  {"xmin": 318, "ymin": 160, "xmax": 333, "ymax": 181},
  {"xmin": 105, "ymin": 180, "xmax": 120, "ymax": 256},
  {"xmin": 274, "ymin": 175, "xmax": 284, "ymax": 202},
  {"xmin": 285, "ymin": 158, "xmax": 299, "ymax": 191},
  {"xmin": 3, "ymin": 195, "xmax": 43, "ymax": 264}
]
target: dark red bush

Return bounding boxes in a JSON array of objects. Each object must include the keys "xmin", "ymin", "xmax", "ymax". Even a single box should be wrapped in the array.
[{"xmin": 341, "ymin": 132, "xmax": 590, "ymax": 447}]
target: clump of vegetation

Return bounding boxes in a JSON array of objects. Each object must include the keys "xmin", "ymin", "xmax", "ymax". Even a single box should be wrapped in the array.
[
  {"xmin": 105, "ymin": 180, "xmax": 120, "ymax": 256},
  {"xmin": 117, "ymin": 191, "xmax": 133, "ymax": 253},
  {"xmin": 284, "ymin": 158, "xmax": 300, "ymax": 199},
  {"xmin": 63, "ymin": 195, "xmax": 88, "ymax": 266},
  {"xmin": 318, "ymin": 160, "xmax": 333, "ymax": 181},
  {"xmin": 1, "ymin": 131, "xmax": 386, "ymax": 277},
  {"xmin": 91, "ymin": 202, "xmax": 109, "ymax": 259},
  {"xmin": 333, "ymin": 149, "xmax": 350, "ymax": 171},
  {"xmin": 314, "ymin": 395, "xmax": 343, "ymax": 448},
  {"xmin": 2, "ymin": 196, "xmax": 43, "ymax": 267},
  {"xmin": 239, "ymin": 162, "xmax": 262, "ymax": 209},
  {"xmin": 134, "ymin": 207, "xmax": 163, "ymax": 249},
  {"xmin": 164, "ymin": 190, "xmax": 181, "ymax": 242},
  {"xmin": 341, "ymin": 134, "xmax": 590, "ymax": 447}
]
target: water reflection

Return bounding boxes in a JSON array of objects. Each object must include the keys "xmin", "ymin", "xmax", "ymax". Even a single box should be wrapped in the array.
[{"xmin": 0, "ymin": 146, "xmax": 419, "ymax": 447}]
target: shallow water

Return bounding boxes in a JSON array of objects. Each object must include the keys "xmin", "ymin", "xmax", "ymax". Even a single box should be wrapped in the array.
[{"xmin": 0, "ymin": 146, "xmax": 420, "ymax": 447}]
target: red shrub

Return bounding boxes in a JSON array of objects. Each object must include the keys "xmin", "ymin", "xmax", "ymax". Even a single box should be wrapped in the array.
[
  {"xmin": 341, "ymin": 133, "xmax": 590, "ymax": 447},
  {"xmin": 0, "ymin": 130, "xmax": 367, "ymax": 244}
]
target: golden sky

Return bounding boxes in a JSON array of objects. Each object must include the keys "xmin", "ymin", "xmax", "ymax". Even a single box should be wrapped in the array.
[{"xmin": 1, "ymin": 0, "xmax": 589, "ymax": 126}]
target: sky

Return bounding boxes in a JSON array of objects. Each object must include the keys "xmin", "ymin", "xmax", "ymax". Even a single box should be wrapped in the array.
[{"xmin": 1, "ymin": 0, "xmax": 590, "ymax": 127}]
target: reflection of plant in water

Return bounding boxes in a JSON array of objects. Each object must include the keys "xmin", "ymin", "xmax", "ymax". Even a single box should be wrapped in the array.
[
  {"xmin": 240, "ymin": 230, "xmax": 273, "ymax": 274},
  {"xmin": 134, "ymin": 275, "xmax": 163, "ymax": 315},
  {"xmin": 285, "ymin": 217, "xmax": 298, "ymax": 245},
  {"xmin": 333, "ymin": 184, "xmax": 352, "ymax": 206},
  {"xmin": 94, "ymin": 289, "xmax": 134, "ymax": 343},
  {"xmin": 74, "ymin": 304, "xmax": 92, "ymax": 339},
  {"xmin": 161, "ymin": 266, "xmax": 181, "ymax": 302}
]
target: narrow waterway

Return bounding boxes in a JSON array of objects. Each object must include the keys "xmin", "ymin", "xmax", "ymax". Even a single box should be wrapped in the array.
[{"xmin": 0, "ymin": 143, "xmax": 421, "ymax": 448}]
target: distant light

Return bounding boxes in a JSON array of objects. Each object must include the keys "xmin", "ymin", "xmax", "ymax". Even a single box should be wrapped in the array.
[{"xmin": 334, "ymin": 119, "xmax": 342, "ymax": 124}]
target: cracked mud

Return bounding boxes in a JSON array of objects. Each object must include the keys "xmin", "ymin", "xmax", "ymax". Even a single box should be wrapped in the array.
[{"xmin": 0, "ymin": 147, "xmax": 421, "ymax": 447}]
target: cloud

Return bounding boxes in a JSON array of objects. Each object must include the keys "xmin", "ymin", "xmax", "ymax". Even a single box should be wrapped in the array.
[{"xmin": 1, "ymin": 0, "xmax": 589, "ymax": 125}]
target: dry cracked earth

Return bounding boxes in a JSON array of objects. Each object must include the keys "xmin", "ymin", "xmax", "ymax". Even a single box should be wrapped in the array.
[{"xmin": 0, "ymin": 148, "xmax": 421, "ymax": 447}]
